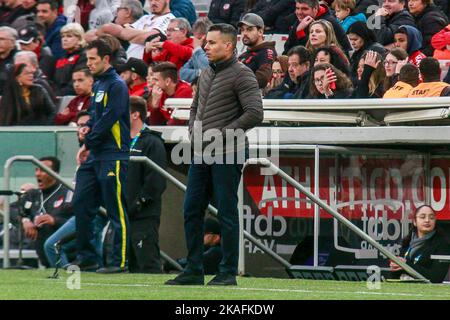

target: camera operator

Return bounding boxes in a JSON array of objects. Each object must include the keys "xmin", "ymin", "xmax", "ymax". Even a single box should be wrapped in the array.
[{"xmin": 20, "ymin": 156, "xmax": 74, "ymax": 267}]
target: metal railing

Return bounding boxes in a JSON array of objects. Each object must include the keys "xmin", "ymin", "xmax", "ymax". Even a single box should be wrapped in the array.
[{"xmin": 2, "ymin": 155, "xmax": 183, "ymax": 271}]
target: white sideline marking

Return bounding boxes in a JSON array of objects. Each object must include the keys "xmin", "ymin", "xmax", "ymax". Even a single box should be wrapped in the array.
[{"xmin": 41, "ymin": 279, "xmax": 442, "ymax": 298}]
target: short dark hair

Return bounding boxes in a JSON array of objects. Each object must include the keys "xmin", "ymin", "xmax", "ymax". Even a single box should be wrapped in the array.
[
  {"xmin": 295, "ymin": 0, "xmax": 320, "ymax": 10},
  {"xmin": 39, "ymin": 156, "xmax": 61, "ymax": 173},
  {"xmin": 130, "ymin": 96, "xmax": 147, "ymax": 122},
  {"xmin": 73, "ymin": 67, "xmax": 93, "ymax": 78},
  {"xmin": 208, "ymin": 23, "xmax": 238, "ymax": 49},
  {"xmin": 287, "ymin": 45, "xmax": 311, "ymax": 64},
  {"xmin": 420, "ymin": 57, "xmax": 441, "ymax": 82},
  {"xmin": 76, "ymin": 110, "xmax": 90, "ymax": 122},
  {"xmin": 152, "ymin": 62, "xmax": 178, "ymax": 83},
  {"xmin": 399, "ymin": 63, "xmax": 420, "ymax": 87},
  {"xmin": 37, "ymin": 0, "xmax": 59, "ymax": 10},
  {"xmin": 86, "ymin": 39, "xmax": 112, "ymax": 60}
]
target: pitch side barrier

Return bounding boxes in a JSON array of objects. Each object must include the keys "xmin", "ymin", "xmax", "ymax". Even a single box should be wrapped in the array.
[
  {"xmin": 165, "ymin": 97, "xmax": 450, "ymax": 126},
  {"xmin": 2, "ymin": 155, "xmax": 183, "ymax": 271},
  {"xmin": 130, "ymin": 156, "xmax": 429, "ymax": 282}
]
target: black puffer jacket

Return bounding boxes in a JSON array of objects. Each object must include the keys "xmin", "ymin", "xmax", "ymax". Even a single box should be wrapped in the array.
[
  {"xmin": 413, "ymin": 5, "xmax": 449, "ymax": 56},
  {"xmin": 434, "ymin": 0, "xmax": 449, "ymax": 19},
  {"xmin": 208, "ymin": 0, "xmax": 245, "ymax": 27},
  {"xmin": 54, "ymin": 48, "xmax": 87, "ymax": 96},
  {"xmin": 127, "ymin": 128, "xmax": 167, "ymax": 220},
  {"xmin": 189, "ymin": 56, "xmax": 263, "ymax": 153},
  {"xmin": 250, "ymin": 0, "xmax": 296, "ymax": 34},
  {"xmin": 283, "ymin": 5, "xmax": 351, "ymax": 55},
  {"xmin": 375, "ymin": 9, "xmax": 416, "ymax": 46}
]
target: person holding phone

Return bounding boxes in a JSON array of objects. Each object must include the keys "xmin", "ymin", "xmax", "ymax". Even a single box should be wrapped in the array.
[{"xmin": 308, "ymin": 63, "xmax": 353, "ymax": 98}]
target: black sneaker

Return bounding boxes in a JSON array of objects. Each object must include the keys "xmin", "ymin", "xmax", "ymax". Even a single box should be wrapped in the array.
[
  {"xmin": 165, "ymin": 272, "xmax": 204, "ymax": 285},
  {"xmin": 207, "ymin": 273, "xmax": 237, "ymax": 286},
  {"xmin": 96, "ymin": 266, "xmax": 128, "ymax": 274},
  {"xmin": 65, "ymin": 259, "xmax": 99, "ymax": 272}
]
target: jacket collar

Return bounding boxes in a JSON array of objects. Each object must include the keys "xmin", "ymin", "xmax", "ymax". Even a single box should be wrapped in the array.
[
  {"xmin": 210, "ymin": 55, "xmax": 237, "ymax": 73},
  {"xmin": 96, "ymin": 66, "xmax": 116, "ymax": 80}
]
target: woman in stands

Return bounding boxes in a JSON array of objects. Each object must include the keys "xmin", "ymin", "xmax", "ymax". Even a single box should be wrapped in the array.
[
  {"xmin": 53, "ymin": 23, "xmax": 87, "ymax": 96},
  {"xmin": 312, "ymin": 46, "xmax": 351, "ymax": 76},
  {"xmin": 346, "ymin": 21, "xmax": 385, "ymax": 85},
  {"xmin": 390, "ymin": 205, "xmax": 450, "ymax": 283},
  {"xmin": 306, "ymin": 20, "xmax": 350, "ymax": 61},
  {"xmin": 383, "ymin": 48, "xmax": 409, "ymax": 92},
  {"xmin": 0, "ymin": 64, "xmax": 56, "ymax": 125},
  {"xmin": 352, "ymin": 50, "xmax": 386, "ymax": 98},
  {"xmin": 308, "ymin": 63, "xmax": 353, "ymax": 99},
  {"xmin": 263, "ymin": 55, "xmax": 288, "ymax": 96}
]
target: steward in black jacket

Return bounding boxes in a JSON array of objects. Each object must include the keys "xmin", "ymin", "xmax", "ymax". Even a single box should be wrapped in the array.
[
  {"xmin": 127, "ymin": 126, "xmax": 167, "ymax": 273},
  {"xmin": 412, "ymin": 4, "xmax": 449, "ymax": 56},
  {"xmin": 283, "ymin": 4, "xmax": 351, "ymax": 55}
]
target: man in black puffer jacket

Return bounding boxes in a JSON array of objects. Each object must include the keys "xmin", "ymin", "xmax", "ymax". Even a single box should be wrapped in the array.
[
  {"xmin": 408, "ymin": 0, "xmax": 449, "ymax": 56},
  {"xmin": 283, "ymin": 0, "xmax": 351, "ymax": 55},
  {"xmin": 208, "ymin": 0, "xmax": 245, "ymax": 27},
  {"xmin": 373, "ymin": 0, "xmax": 416, "ymax": 47}
]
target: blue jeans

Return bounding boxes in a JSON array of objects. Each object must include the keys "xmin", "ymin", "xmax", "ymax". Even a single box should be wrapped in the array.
[
  {"xmin": 183, "ymin": 156, "xmax": 244, "ymax": 276},
  {"xmin": 44, "ymin": 215, "xmax": 107, "ymax": 267}
]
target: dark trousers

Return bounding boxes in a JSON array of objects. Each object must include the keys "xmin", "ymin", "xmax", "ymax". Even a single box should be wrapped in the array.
[
  {"xmin": 183, "ymin": 159, "xmax": 243, "ymax": 276},
  {"xmin": 73, "ymin": 160, "xmax": 129, "ymax": 268},
  {"xmin": 129, "ymin": 216, "xmax": 161, "ymax": 273}
]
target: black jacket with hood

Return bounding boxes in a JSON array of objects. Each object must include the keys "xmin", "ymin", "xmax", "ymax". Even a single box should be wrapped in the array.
[
  {"xmin": 375, "ymin": 9, "xmax": 416, "ymax": 46},
  {"xmin": 127, "ymin": 127, "xmax": 167, "ymax": 220},
  {"xmin": 413, "ymin": 4, "xmax": 449, "ymax": 56}
]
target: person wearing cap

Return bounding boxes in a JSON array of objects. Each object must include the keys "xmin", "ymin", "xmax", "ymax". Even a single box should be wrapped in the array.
[
  {"xmin": 53, "ymin": 22, "xmax": 88, "ymax": 96},
  {"xmin": 0, "ymin": 26, "xmax": 18, "ymax": 95},
  {"xmin": 148, "ymin": 61, "xmax": 192, "ymax": 125},
  {"xmin": 238, "ymin": 13, "xmax": 277, "ymax": 89},
  {"xmin": 208, "ymin": 0, "xmax": 245, "ymax": 28},
  {"xmin": 118, "ymin": 57, "xmax": 149, "ymax": 97},
  {"xmin": 143, "ymin": 17, "xmax": 194, "ymax": 70},
  {"xmin": 17, "ymin": 24, "xmax": 56, "ymax": 81}
]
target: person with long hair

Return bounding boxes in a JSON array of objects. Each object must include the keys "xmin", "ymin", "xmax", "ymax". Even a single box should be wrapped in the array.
[
  {"xmin": 0, "ymin": 63, "xmax": 56, "ymax": 125},
  {"xmin": 306, "ymin": 19, "xmax": 348, "ymax": 60},
  {"xmin": 390, "ymin": 205, "xmax": 450, "ymax": 283},
  {"xmin": 312, "ymin": 46, "xmax": 350, "ymax": 76},
  {"xmin": 383, "ymin": 47, "xmax": 409, "ymax": 91},
  {"xmin": 263, "ymin": 55, "xmax": 288, "ymax": 96},
  {"xmin": 352, "ymin": 50, "xmax": 386, "ymax": 98},
  {"xmin": 308, "ymin": 63, "xmax": 353, "ymax": 98}
]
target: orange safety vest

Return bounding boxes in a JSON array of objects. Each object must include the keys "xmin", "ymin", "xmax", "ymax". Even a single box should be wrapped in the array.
[
  {"xmin": 383, "ymin": 81, "xmax": 413, "ymax": 98},
  {"xmin": 407, "ymin": 82, "xmax": 450, "ymax": 98}
]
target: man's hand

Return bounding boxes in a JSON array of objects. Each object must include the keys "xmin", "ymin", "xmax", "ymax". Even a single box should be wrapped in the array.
[
  {"xmin": 375, "ymin": 7, "xmax": 389, "ymax": 17},
  {"xmin": 389, "ymin": 257, "xmax": 406, "ymax": 272},
  {"xmin": 34, "ymin": 214, "xmax": 55, "ymax": 227},
  {"xmin": 22, "ymin": 219, "xmax": 37, "ymax": 241},
  {"xmin": 297, "ymin": 16, "xmax": 315, "ymax": 32},
  {"xmin": 144, "ymin": 37, "xmax": 162, "ymax": 53},
  {"xmin": 151, "ymin": 85, "xmax": 163, "ymax": 109},
  {"xmin": 77, "ymin": 144, "xmax": 89, "ymax": 165}
]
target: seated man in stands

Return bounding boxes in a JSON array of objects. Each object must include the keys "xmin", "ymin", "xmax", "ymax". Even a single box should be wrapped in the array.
[
  {"xmin": 36, "ymin": 0, "xmax": 67, "ymax": 59},
  {"xmin": 265, "ymin": 45, "xmax": 311, "ymax": 99},
  {"xmin": 20, "ymin": 156, "xmax": 74, "ymax": 268},
  {"xmin": 98, "ymin": 0, "xmax": 174, "ymax": 59},
  {"xmin": 408, "ymin": 57, "xmax": 450, "ymax": 97},
  {"xmin": 17, "ymin": 24, "xmax": 56, "ymax": 82},
  {"xmin": 0, "ymin": 26, "xmax": 19, "ymax": 96},
  {"xmin": 119, "ymin": 57, "xmax": 149, "ymax": 97},
  {"xmin": 14, "ymin": 50, "xmax": 56, "ymax": 103},
  {"xmin": 148, "ymin": 61, "xmax": 192, "ymax": 125},
  {"xmin": 238, "ymin": 13, "xmax": 277, "ymax": 89},
  {"xmin": 54, "ymin": 68, "xmax": 93, "ymax": 125},
  {"xmin": 143, "ymin": 17, "xmax": 193, "ymax": 69}
]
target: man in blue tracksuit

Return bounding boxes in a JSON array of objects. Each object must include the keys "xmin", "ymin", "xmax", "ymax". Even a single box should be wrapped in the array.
[{"xmin": 71, "ymin": 39, "xmax": 131, "ymax": 273}]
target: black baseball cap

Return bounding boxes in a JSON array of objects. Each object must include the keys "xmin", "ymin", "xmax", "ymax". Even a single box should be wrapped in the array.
[
  {"xmin": 17, "ymin": 25, "xmax": 39, "ymax": 45},
  {"xmin": 117, "ymin": 57, "xmax": 148, "ymax": 79}
]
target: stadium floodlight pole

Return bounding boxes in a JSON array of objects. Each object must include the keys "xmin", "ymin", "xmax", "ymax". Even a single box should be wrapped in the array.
[
  {"xmin": 245, "ymin": 158, "xmax": 430, "ymax": 282},
  {"xmin": 130, "ymin": 156, "xmax": 293, "ymax": 270}
]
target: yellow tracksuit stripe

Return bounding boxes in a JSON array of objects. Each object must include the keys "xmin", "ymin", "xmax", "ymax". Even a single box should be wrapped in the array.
[
  {"xmin": 104, "ymin": 92, "xmax": 122, "ymax": 150},
  {"xmin": 115, "ymin": 160, "xmax": 127, "ymax": 268}
]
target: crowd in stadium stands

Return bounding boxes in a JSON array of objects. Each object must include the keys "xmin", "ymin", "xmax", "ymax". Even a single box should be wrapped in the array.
[{"xmin": 2, "ymin": 0, "xmax": 450, "ymax": 277}]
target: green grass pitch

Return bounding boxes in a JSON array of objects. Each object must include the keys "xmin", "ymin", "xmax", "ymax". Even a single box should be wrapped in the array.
[{"xmin": 0, "ymin": 270, "xmax": 450, "ymax": 300}]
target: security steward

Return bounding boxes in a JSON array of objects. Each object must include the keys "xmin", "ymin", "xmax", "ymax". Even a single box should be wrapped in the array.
[
  {"xmin": 127, "ymin": 96, "xmax": 167, "ymax": 273},
  {"xmin": 71, "ymin": 39, "xmax": 131, "ymax": 273}
]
